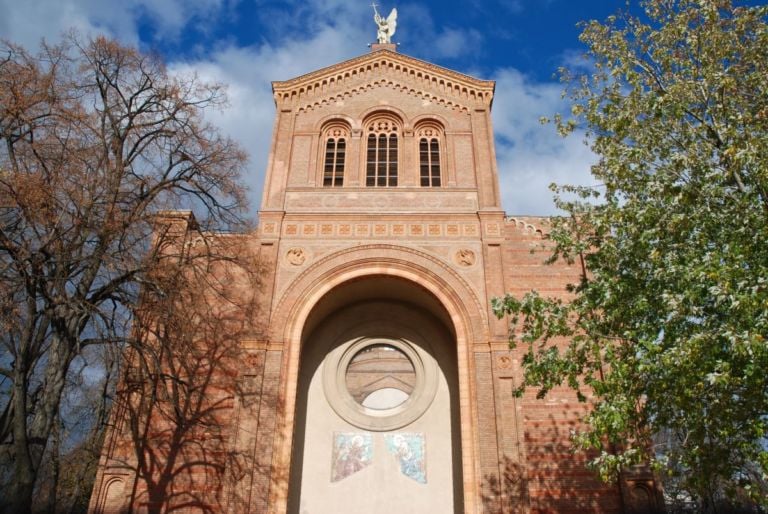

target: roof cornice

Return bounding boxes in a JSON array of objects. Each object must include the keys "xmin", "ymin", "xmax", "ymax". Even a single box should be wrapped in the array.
[{"xmin": 271, "ymin": 49, "xmax": 495, "ymax": 109}]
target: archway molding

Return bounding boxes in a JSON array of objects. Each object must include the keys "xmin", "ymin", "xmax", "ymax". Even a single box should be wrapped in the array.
[{"xmin": 268, "ymin": 244, "xmax": 488, "ymax": 513}]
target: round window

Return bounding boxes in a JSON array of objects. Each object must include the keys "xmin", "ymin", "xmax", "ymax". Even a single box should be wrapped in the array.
[
  {"xmin": 345, "ymin": 344, "xmax": 416, "ymax": 409},
  {"xmin": 323, "ymin": 337, "xmax": 438, "ymax": 431}
]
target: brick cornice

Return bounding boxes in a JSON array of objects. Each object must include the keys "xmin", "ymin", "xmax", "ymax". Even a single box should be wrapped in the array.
[
  {"xmin": 505, "ymin": 216, "xmax": 551, "ymax": 238},
  {"xmin": 297, "ymin": 78, "xmax": 472, "ymax": 114},
  {"xmin": 272, "ymin": 50, "xmax": 495, "ymax": 109}
]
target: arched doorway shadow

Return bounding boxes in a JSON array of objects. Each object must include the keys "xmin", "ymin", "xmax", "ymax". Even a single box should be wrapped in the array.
[{"xmin": 287, "ymin": 276, "xmax": 464, "ymax": 514}]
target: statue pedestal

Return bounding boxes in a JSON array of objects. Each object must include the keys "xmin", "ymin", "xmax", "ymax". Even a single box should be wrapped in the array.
[{"xmin": 370, "ymin": 43, "xmax": 397, "ymax": 52}]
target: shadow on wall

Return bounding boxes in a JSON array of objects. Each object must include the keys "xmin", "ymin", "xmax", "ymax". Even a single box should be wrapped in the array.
[
  {"xmin": 481, "ymin": 456, "xmax": 527, "ymax": 514},
  {"xmin": 479, "ymin": 404, "xmax": 618, "ymax": 514},
  {"xmin": 90, "ymin": 235, "xmax": 275, "ymax": 514},
  {"xmin": 481, "ymin": 408, "xmax": 663, "ymax": 514}
]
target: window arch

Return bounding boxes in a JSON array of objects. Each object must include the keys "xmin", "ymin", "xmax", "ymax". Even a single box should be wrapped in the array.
[
  {"xmin": 365, "ymin": 115, "xmax": 400, "ymax": 187},
  {"xmin": 322, "ymin": 123, "xmax": 349, "ymax": 187},
  {"xmin": 416, "ymin": 123, "xmax": 443, "ymax": 187}
]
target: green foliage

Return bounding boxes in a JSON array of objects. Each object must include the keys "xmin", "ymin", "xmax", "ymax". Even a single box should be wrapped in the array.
[{"xmin": 494, "ymin": 0, "xmax": 768, "ymax": 507}]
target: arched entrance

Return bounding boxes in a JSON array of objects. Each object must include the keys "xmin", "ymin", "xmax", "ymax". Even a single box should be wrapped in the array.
[{"xmin": 287, "ymin": 276, "xmax": 464, "ymax": 513}]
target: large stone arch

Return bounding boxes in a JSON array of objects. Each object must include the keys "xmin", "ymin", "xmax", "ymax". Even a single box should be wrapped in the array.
[{"xmin": 269, "ymin": 244, "xmax": 488, "ymax": 513}]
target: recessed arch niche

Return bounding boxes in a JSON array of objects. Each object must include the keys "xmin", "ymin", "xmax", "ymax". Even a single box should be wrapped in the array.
[{"xmin": 287, "ymin": 275, "xmax": 464, "ymax": 514}]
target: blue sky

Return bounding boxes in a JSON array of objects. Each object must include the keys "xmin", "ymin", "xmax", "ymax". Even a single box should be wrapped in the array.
[{"xmin": 0, "ymin": 0, "xmax": 625, "ymax": 216}]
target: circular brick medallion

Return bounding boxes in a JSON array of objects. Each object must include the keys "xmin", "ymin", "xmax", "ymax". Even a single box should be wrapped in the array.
[
  {"xmin": 454, "ymin": 248, "xmax": 476, "ymax": 266},
  {"xmin": 286, "ymin": 247, "xmax": 307, "ymax": 266}
]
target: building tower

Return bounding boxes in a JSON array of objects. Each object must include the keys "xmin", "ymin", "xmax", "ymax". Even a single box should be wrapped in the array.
[{"xmin": 89, "ymin": 14, "xmax": 661, "ymax": 514}]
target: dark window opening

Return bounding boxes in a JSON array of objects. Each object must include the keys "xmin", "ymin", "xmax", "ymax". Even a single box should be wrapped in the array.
[
  {"xmin": 366, "ymin": 132, "xmax": 398, "ymax": 187},
  {"xmin": 419, "ymin": 137, "xmax": 441, "ymax": 187},
  {"xmin": 323, "ymin": 138, "xmax": 345, "ymax": 187}
]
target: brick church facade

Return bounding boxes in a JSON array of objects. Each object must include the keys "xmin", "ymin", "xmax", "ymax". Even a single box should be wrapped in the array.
[{"xmin": 88, "ymin": 43, "xmax": 660, "ymax": 513}]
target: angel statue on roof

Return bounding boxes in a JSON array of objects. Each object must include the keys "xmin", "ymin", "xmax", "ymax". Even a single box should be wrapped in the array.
[{"xmin": 372, "ymin": 3, "xmax": 397, "ymax": 44}]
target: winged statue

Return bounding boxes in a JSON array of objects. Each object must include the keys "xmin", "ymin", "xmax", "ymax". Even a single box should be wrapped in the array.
[{"xmin": 373, "ymin": 4, "xmax": 397, "ymax": 44}]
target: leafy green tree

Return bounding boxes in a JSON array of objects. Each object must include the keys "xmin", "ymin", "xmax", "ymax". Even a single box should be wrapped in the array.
[{"xmin": 493, "ymin": 0, "xmax": 768, "ymax": 509}]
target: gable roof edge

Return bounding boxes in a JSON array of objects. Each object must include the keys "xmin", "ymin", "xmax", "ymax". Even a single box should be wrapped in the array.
[{"xmin": 271, "ymin": 49, "xmax": 495, "ymax": 107}]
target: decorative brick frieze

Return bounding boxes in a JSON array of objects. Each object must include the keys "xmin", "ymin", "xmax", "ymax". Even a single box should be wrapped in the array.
[
  {"xmin": 283, "ymin": 189, "xmax": 479, "ymax": 212},
  {"xmin": 278, "ymin": 220, "xmax": 482, "ymax": 239}
]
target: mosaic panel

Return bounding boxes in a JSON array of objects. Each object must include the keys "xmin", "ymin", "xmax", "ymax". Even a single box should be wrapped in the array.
[
  {"xmin": 331, "ymin": 432, "xmax": 373, "ymax": 482},
  {"xmin": 385, "ymin": 433, "xmax": 427, "ymax": 484}
]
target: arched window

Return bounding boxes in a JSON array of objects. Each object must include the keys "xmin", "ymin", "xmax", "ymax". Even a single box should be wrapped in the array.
[
  {"xmin": 365, "ymin": 117, "xmax": 399, "ymax": 187},
  {"xmin": 322, "ymin": 125, "xmax": 349, "ymax": 187},
  {"xmin": 416, "ymin": 124, "xmax": 442, "ymax": 187}
]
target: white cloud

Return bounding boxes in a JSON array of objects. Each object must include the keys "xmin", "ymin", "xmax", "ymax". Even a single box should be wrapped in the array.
[
  {"xmin": 395, "ymin": 4, "xmax": 484, "ymax": 63},
  {"xmin": 432, "ymin": 28, "xmax": 483, "ymax": 60},
  {"xmin": 0, "ymin": 0, "xmax": 229, "ymax": 48},
  {"xmin": 491, "ymin": 68, "xmax": 596, "ymax": 215},
  {"xmin": 559, "ymin": 48, "xmax": 595, "ymax": 75}
]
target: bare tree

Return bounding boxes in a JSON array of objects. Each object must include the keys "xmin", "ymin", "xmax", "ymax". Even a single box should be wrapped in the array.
[{"xmin": 0, "ymin": 34, "xmax": 248, "ymax": 514}]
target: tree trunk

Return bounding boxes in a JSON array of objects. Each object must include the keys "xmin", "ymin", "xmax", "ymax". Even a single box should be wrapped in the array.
[
  {"xmin": 48, "ymin": 417, "xmax": 61, "ymax": 514},
  {"xmin": 7, "ymin": 334, "xmax": 74, "ymax": 514},
  {"xmin": 9, "ymin": 369, "xmax": 35, "ymax": 514},
  {"xmin": 30, "ymin": 334, "xmax": 73, "ymax": 435}
]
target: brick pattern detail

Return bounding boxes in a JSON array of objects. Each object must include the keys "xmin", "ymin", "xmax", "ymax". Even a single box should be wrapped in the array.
[
  {"xmin": 225, "ymin": 351, "xmax": 266, "ymax": 512},
  {"xmin": 474, "ymin": 352, "xmax": 502, "ymax": 513},
  {"xmin": 498, "ymin": 219, "xmax": 629, "ymax": 514},
  {"xmin": 521, "ymin": 387, "xmax": 623, "ymax": 514},
  {"xmin": 90, "ymin": 354, "xmax": 239, "ymax": 513},
  {"xmin": 494, "ymin": 375, "xmax": 527, "ymax": 512},
  {"xmin": 280, "ymin": 220, "xmax": 479, "ymax": 238},
  {"xmin": 249, "ymin": 350, "xmax": 284, "ymax": 513}
]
